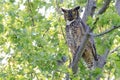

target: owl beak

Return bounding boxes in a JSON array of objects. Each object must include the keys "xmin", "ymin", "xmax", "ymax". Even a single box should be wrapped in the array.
[
  {"xmin": 67, "ymin": 13, "xmax": 73, "ymax": 21},
  {"xmin": 68, "ymin": 18, "xmax": 73, "ymax": 21}
]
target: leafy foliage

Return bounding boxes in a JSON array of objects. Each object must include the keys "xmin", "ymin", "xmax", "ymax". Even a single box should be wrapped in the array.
[{"xmin": 0, "ymin": 0, "xmax": 120, "ymax": 80}]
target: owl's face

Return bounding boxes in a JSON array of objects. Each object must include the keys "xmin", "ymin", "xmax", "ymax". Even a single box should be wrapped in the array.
[{"xmin": 62, "ymin": 6, "xmax": 80, "ymax": 21}]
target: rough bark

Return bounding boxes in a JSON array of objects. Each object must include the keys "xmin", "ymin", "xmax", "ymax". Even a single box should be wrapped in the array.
[
  {"xmin": 94, "ymin": 25, "xmax": 120, "ymax": 37},
  {"xmin": 71, "ymin": 21, "xmax": 91, "ymax": 73},
  {"xmin": 115, "ymin": 0, "xmax": 120, "ymax": 15},
  {"xmin": 96, "ymin": 49, "xmax": 109, "ymax": 80},
  {"xmin": 97, "ymin": 0, "xmax": 112, "ymax": 15},
  {"xmin": 62, "ymin": 0, "xmax": 119, "ymax": 79},
  {"xmin": 82, "ymin": 0, "xmax": 97, "ymax": 22},
  {"xmin": 70, "ymin": 0, "xmax": 118, "ymax": 77}
]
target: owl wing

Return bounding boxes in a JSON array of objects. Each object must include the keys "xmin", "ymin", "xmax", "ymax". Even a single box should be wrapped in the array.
[
  {"xmin": 65, "ymin": 25, "xmax": 77, "ymax": 56},
  {"xmin": 89, "ymin": 36, "xmax": 98, "ymax": 61},
  {"xmin": 84, "ymin": 24, "xmax": 98, "ymax": 61}
]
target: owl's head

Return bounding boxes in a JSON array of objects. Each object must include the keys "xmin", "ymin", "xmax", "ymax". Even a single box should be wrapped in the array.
[{"xmin": 61, "ymin": 6, "xmax": 80, "ymax": 21}]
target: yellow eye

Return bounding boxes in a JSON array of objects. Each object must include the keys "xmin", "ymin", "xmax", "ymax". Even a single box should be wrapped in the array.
[{"xmin": 72, "ymin": 12, "xmax": 76, "ymax": 14}]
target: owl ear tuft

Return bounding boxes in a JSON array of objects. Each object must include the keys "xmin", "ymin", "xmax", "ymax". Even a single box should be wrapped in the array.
[
  {"xmin": 74, "ymin": 6, "xmax": 80, "ymax": 11},
  {"xmin": 61, "ymin": 8, "xmax": 67, "ymax": 13}
]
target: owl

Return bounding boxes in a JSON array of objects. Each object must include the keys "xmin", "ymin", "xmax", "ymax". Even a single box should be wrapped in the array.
[{"xmin": 61, "ymin": 6, "xmax": 98, "ymax": 69}]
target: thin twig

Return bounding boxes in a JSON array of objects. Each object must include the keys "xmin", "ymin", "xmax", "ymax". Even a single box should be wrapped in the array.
[
  {"xmin": 94, "ymin": 25, "xmax": 120, "ymax": 37},
  {"xmin": 93, "ymin": 17, "xmax": 99, "ymax": 25},
  {"xmin": 43, "ymin": 28, "xmax": 49, "ymax": 37},
  {"xmin": 60, "ymin": 26, "xmax": 66, "ymax": 43},
  {"xmin": 27, "ymin": 0, "xmax": 35, "ymax": 26},
  {"xmin": 107, "ymin": 63, "xmax": 112, "ymax": 80},
  {"xmin": 109, "ymin": 45, "xmax": 120, "ymax": 54},
  {"xmin": 34, "ymin": 73, "xmax": 39, "ymax": 80},
  {"xmin": 97, "ymin": 0, "xmax": 112, "ymax": 15},
  {"xmin": 104, "ymin": 48, "xmax": 110, "ymax": 58}
]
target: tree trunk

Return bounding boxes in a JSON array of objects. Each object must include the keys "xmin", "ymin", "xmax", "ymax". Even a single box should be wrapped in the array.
[{"xmin": 115, "ymin": 0, "xmax": 120, "ymax": 15}]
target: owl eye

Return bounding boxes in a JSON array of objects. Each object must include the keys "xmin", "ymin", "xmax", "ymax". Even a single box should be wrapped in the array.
[
  {"xmin": 65, "ymin": 12, "xmax": 69, "ymax": 16},
  {"xmin": 72, "ymin": 12, "xmax": 76, "ymax": 14}
]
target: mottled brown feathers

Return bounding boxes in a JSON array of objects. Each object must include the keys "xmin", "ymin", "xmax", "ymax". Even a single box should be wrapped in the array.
[
  {"xmin": 62, "ymin": 6, "xmax": 98, "ymax": 69},
  {"xmin": 61, "ymin": 6, "xmax": 80, "ymax": 21}
]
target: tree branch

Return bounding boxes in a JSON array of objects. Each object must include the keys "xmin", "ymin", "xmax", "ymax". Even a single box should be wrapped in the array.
[
  {"xmin": 115, "ymin": 0, "xmax": 120, "ymax": 16},
  {"xmin": 97, "ymin": 0, "xmax": 112, "ymax": 15},
  {"xmin": 71, "ymin": 30, "xmax": 90, "ymax": 74},
  {"xmin": 69, "ymin": 19, "xmax": 118, "ymax": 77},
  {"xmin": 95, "ymin": 25, "xmax": 120, "ymax": 79},
  {"xmin": 27, "ymin": 0, "xmax": 35, "ymax": 26},
  {"xmin": 91, "ymin": 1, "xmax": 97, "ymax": 17},
  {"xmin": 60, "ymin": 26, "xmax": 66, "ymax": 43},
  {"xmin": 96, "ymin": 45, "xmax": 120, "ymax": 80},
  {"xmin": 93, "ymin": 17, "xmax": 99, "ymax": 26},
  {"xmin": 82, "ymin": 0, "xmax": 97, "ymax": 22},
  {"xmin": 70, "ymin": 19, "xmax": 92, "ymax": 74},
  {"xmin": 109, "ymin": 45, "xmax": 120, "ymax": 54},
  {"xmin": 55, "ymin": 0, "xmax": 63, "ymax": 14},
  {"xmin": 62, "ymin": 0, "xmax": 119, "ymax": 79},
  {"xmin": 94, "ymin": 25, "xmax": 120, "ymax": 37},
  {"xmin": 96, "ymin": 49, "xmax": 109, "ymax": 68},
  {"xmin": 96, "ymin": 49, "xmax": 110, "ymax": 80}
]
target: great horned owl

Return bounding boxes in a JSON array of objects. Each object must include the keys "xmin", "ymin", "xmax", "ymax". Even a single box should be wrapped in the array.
[{"xmin": 61, "ymin": 6, "xmax": 98, "ymax": 69}]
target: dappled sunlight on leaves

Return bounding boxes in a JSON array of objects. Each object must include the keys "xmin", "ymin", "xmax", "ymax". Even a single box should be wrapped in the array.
[{"xmin": 0, "ymin": 0, "xmax": 120, "ymax": 80}]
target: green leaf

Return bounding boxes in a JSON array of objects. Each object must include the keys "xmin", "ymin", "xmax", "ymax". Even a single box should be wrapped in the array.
[
  {"xmin": 92, "ymin": 68, "xmax": 102, "ymax": 77},
  {"xmin": 0, "ymin": 24, "xmax": 4, "ymax": 33}
]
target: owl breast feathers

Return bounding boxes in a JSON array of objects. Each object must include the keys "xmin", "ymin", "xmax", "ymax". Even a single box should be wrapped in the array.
[{"xmin": 62, "ymin": 6, "xmax": 98, "ymax": 69}]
